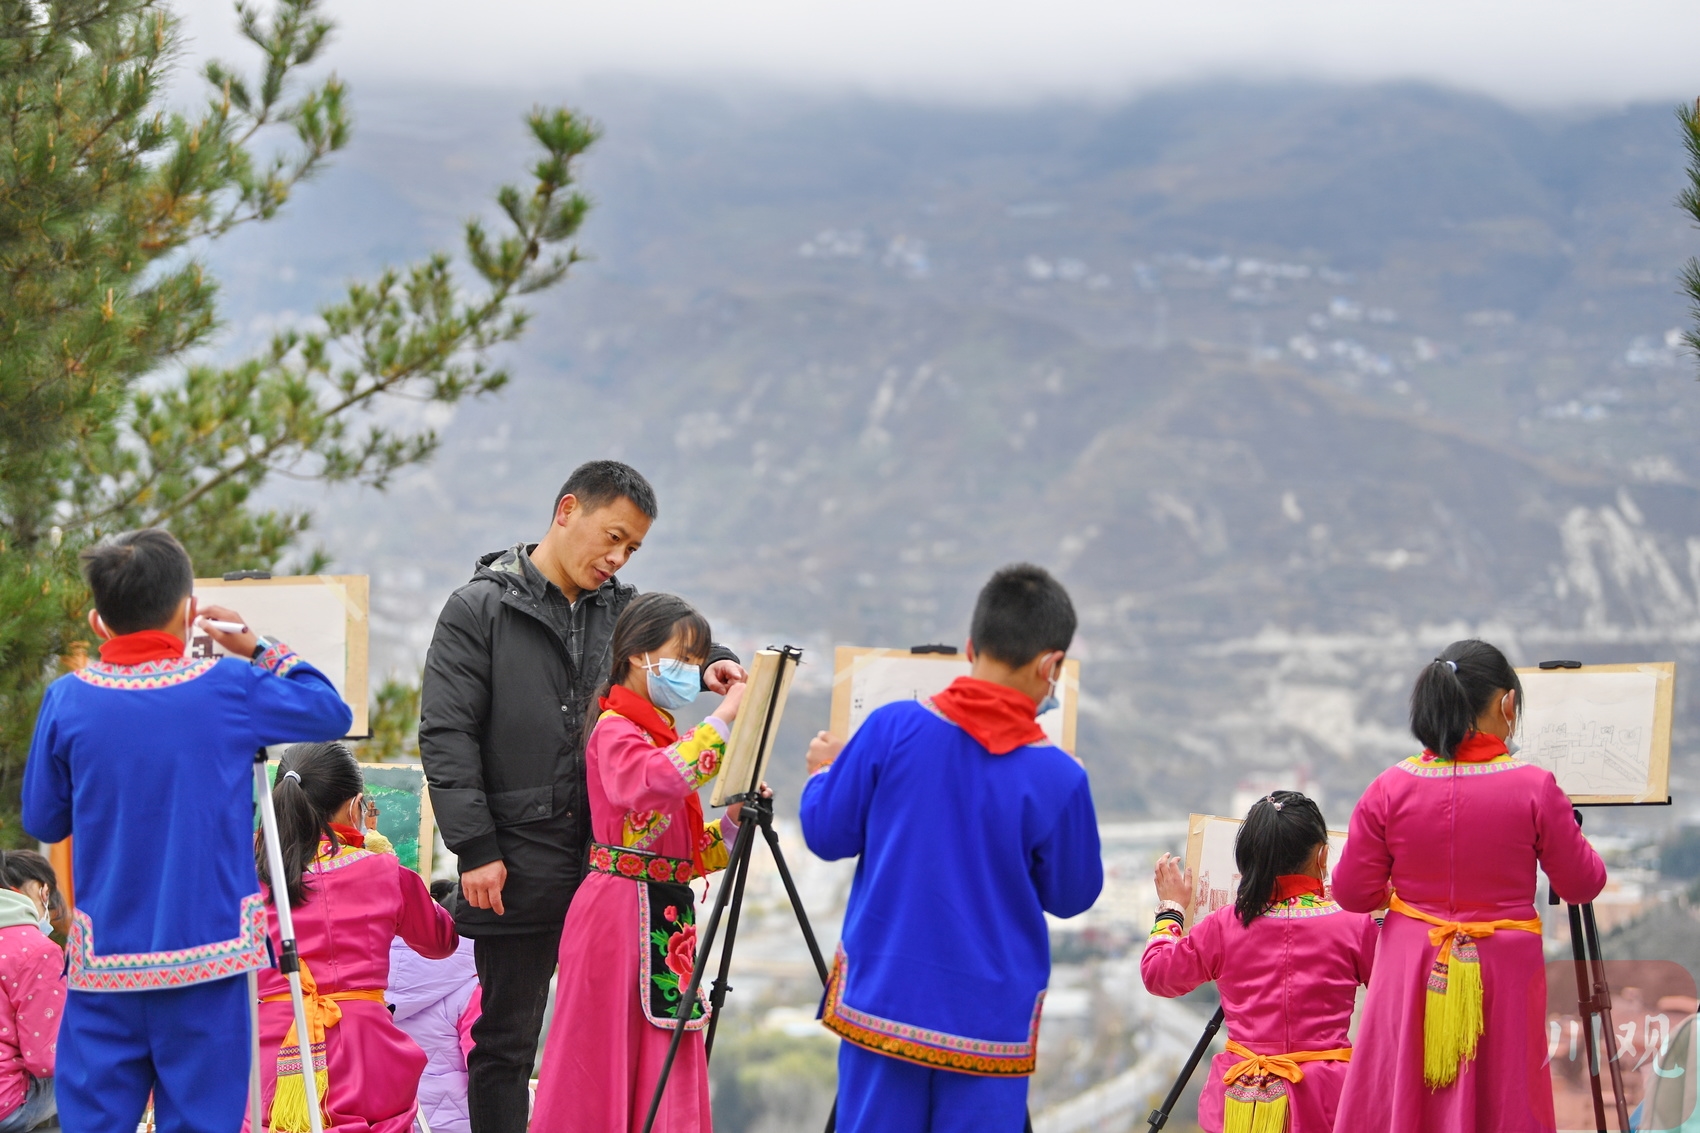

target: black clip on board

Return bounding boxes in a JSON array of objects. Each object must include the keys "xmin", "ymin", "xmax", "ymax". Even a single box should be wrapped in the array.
[{"xmin": 910, "ymin": 644, "xmax": 960, "ymax": 655}]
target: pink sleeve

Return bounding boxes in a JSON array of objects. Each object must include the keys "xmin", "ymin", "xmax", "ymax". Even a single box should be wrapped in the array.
[
  {"xmin": 458, "ymin": 985, "xmax": 482, "ymax": 1061},
  {"xmin": 595, "ymin": 715, "xmax": 729, "ymax": 814},
  {"xmin": 1332, "ymin": 777, "xmax": 1393, "ymax": 914},
  {"xmin": 1353, "ymin": 913, "xmax": 1381, "ymax": 986},
  {"xmin": 13, "ymin": 940, "xmax": 63, "ymax": 1079},
  {"xmin": 395, "ymin": 865, "xmax": 459, "ymax": 960},
  {"xmin": 1140, "ymin": 911, "xmax": 1223, "ymax": 998},
  {"xmin": 1534, "ymin": 772, "xmax": 1607, "ymax": 904}
]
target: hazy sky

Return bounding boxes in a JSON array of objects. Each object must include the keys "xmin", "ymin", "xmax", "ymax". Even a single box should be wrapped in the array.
[{"xmin": 173, "ymin": 0, "xmax": 1699, "ymax": 107}]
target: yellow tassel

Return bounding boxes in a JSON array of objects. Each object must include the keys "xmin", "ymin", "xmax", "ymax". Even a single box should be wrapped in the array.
[
  {"xmin": 1252, "ymin": 1094, "xmax": 1289, "ymax": 1133},
  {"xmin": 268, "ymin": 1064, "xmax": 329, "ymax": 1132},
  {"xmin": 1223, "ymin": 1092, "xmax": 1289, "ymax": 1133},
  {"xmin": 1423, "ymin": 946, "xmax": 1485, "ymax": 1088}
]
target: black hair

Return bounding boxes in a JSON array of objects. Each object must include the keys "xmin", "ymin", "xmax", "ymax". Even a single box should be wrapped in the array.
[
  {"xmin": 259, "ymin": 742, "xmax": 365, "ymax": 908},
  {"xmin": 78, "ymin": 528, "xmax": 195, "ymax": 635},
  {"xmin": 0, "ymin": 850, "xmax": 65, "ymax": 925},
  {"xmin": 553, "ymin": 460, "xmax": 658, "ymax": 522},
  {"xmin": 1410, "ymin": 639, "xmax": 1523, "ymax": 759},
  {"xmin": 589, "ymin": 593, "xmax": 713, "ymax": 733},
  {"xmin": 1233, "ymin": 791, "xmax": 1329, "ymax": 928},
  {"xmin": 969, "ymin": 563, "xmax": 1077, "ymax": 668}
]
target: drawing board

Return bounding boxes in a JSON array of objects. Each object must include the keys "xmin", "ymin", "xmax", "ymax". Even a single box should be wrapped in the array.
[
  {"xmin": 829, "ymin": 646, "xmax": 1080, "ymax": 753},
  {"xmin": 1513, "ymin": 663, "xmax": 1674, "ymax": 805},
  {"xmin": 1183, "ymin": 813, "xmax": 1349, "ymax": 930},
  {"xmin": 710, "ymin": 648, "xmax": 802, "ymax": 807},
  {"xmin": 193, "ymin": 575, "xmax": 369, "ymax": 737}
]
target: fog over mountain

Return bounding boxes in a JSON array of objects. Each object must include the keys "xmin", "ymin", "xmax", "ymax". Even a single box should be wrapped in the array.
[{"xmin": 206, "ymin": 79, "xmax": 1700, "ymax": 827}]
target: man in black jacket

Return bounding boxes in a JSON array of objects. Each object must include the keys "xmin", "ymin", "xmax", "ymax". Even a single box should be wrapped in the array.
[{"xmin": 420, "ymin": 460, "xmax": 743, "ymax": 1132}]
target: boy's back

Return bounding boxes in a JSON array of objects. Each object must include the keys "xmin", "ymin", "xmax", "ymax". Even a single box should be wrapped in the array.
[
  {"xmin": 25, "ymin": 646, "xmax": 351, "ymax": 983},
  {"xmin": 801, "ymin": 698, "xmax": 1102, "ymax": 1071}
]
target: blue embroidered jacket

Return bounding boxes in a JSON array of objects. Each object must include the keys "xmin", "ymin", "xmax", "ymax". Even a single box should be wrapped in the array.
[
  {"xmin": 800, "ymin": 699, "xmax": 1103, "ymax": 1075},
  {"xmin": 22, "ymin": 644, "xmax": 353, "ymax": 991}
]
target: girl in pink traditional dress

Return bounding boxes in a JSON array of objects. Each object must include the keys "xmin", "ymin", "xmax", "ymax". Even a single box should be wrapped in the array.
[
  {"xmin": 1143, "ymin": 792, "xmax": 1378, "ymax": 1133},
  {"xmin": 250, "ymin": 742, "xmax": 460, "ymax": 1133},
  {"xmin": 531, "ymin": 593, "xmax": 749, "ymax": 1133},
  {"xmin": 1332, "ymin": 640, "xmax": 1607, "ymax": 1133}
]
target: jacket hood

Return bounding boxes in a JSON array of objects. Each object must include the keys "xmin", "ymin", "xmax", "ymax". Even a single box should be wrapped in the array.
[
  {"xmin": 472, "ymin": 543, "xmax": 629, "ymax": 605},
  {"xmin": 0, "ymin": 888, "xmax": 42, "ymax": 931}
]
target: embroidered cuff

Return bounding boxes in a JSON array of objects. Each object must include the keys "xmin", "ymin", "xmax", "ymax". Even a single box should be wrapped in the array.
[{"xmin": 252, "ymin": 640, "xmax": 302, "ymax": 677}]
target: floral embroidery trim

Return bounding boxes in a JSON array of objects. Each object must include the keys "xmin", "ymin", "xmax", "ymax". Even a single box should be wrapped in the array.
[
  {"xmin": 1148, "ymin": 919, "xmax": 1184, "ymax": 942},
  {"xmin": 1395, "ymin": 754, "xmax": 1525, "ymax": 778},
  {"xmin": 623, "ymin": 809, "xmax": 672, "ymax": 851},
  {"xmin": 309, "ymin": 844, "xmax": 379, "ymax": 873},
  {"xmin": 820, "ymin": 947, "xmax": 1041, "ymax": 1076},
  {"xmin": 636, "ymin": 883, "xmax": 710, "ymax": 1032},
  {"xmin": 74, "ymin": 656, "xmax": 218, "ymax": 691},
  {"xmin": 588, "ymin": 842, "xmax": 698, "ymax": 884},
  {"xmin": 663, "ymin": 723, "xmax": 726, "ymax": 791},
  {"xmin": 253, "ymin": 641, "xmax": 302, "ymax": 677},
  {"xmin": 69, "ymin": 892, "xmax": 268, "ymax": 991},
  {"xmin": 1263, "ymin": 894, "xmax": 1345, "ymax": 919}
]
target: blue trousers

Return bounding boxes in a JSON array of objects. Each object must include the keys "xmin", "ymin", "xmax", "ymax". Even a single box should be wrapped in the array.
[
  {"xmin": 58, "ymin": 977, "xmax": 250, "ymax": 1133},
  {"xmin": 835, "ymin": 1042, "xmax": 1030, "ymax": 1133}
]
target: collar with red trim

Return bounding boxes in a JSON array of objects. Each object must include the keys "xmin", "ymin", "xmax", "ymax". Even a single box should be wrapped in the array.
[{"xmin": 97, "ymin": 631, "xmax": 187, "ymax": 666}]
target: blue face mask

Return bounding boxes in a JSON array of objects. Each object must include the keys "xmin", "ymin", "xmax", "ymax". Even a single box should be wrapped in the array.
[
  {"xmin": 644, "ymin": 655, "xmax": 701, "ymax": 710},
  {"xmin": 1036, "ymin": 655, "xmax": 1063, "ymax": 716}
]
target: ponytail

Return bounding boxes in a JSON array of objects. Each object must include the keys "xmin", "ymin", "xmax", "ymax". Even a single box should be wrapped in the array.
[
  {"xmin": 1233, "ymin": 791, "xmax": 1328, "ymax": 928},
  {"xmin": 1410, "ymin": 639, "xmax": 1522, "ymax": 758},
  {"xmin": 258, "ymin": 742, "xmax": 364, "ymax": 907}
]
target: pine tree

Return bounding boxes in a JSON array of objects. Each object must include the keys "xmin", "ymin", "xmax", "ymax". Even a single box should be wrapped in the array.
[
  {"xmin": 0, "ymin": 0, "xmax": 598, "ymax": 833},
  {"xmin": 1682, "ymin": 97, "xmax": 1700, "ymax": 370}
]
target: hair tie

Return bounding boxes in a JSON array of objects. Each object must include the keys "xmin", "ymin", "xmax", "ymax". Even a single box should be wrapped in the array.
[
  {"xmin": 1434, "ymin": 658, "xmax": 1457, "ymax": 673},
  {"xmin": 282, "ymin": 769, "xmax": 302, "ymax": 784},
  {"xmin": 1265, "ymin": 794, "xmax": 1284, "ymax": 811}
]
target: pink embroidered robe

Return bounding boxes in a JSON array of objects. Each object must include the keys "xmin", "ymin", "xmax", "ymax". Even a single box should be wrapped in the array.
[
  {"xmin": 530, "ymin": 711, "xmax": 734, "ymax": 1133},
  {"xmin": 1332, "ymin": 754, "xmax": 1606, "ymax": 1133},
  {"xmin": 1141, "ymin": 895, "xmax": 1379, "ymax": 1132},
  {"xmin": 248, "ymin": 845, "xmax": 459, "ymax": 1133}
]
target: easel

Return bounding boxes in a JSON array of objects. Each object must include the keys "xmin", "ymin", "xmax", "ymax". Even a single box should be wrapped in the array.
[
  {"xmin": 1147, "ymin": 1006, "xmax": 1225, "ymax": 1130},
  {"xmin": 641, "ymin": 646, "xmax": 834, "ymax": 1133}
]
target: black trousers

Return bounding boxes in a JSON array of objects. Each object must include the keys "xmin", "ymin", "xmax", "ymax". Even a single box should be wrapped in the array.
[{"xmin": 469, "ymin": 927, "xmax": 563, "ymax": 1133}]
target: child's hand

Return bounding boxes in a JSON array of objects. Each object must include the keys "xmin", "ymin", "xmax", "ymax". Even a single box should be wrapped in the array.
[
  {"xmin": 716, "ymin": 679, "xmax": 748, "ymax": 723},
  {"xmin": 726, "ymin": 782, "xmax": 772, "ymax": 825},
  {"xmin": 196, "ymin": 604, "xmax": 260, "ymax": 658},
  {"xmin": 1154, "ymin": 853, "xmax": 1192, "ymax": 907},
  {"xmin": 806, "ymin": 731, "xmax": 844, "ymax": 775}
]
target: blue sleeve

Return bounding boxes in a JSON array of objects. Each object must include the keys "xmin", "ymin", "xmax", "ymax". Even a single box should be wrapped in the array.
[
  {"xmin": 245, "ymin": 644, "xmax": 354, "ymax": 745},
  {"xmin": 799, "ymin": 711, "xmax": 890, "ymax": 862},
  {"xmin": 1030, "ymin": 775, "xmax": 1102, "ymax": 918},
  {"xmin": 21, "ymin": 684, "xmax": 72, "ymax": 844}
]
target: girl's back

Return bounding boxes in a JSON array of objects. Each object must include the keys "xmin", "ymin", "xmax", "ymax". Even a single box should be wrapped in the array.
[{"xmin": 1143, "ymin": 892, "xmax": 1377, "ymax": 1132}]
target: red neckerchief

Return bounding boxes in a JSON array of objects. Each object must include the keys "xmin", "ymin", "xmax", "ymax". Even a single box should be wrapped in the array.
[
  {"xmin": 1272, "ymin": 875, "xmax": 1326, "ymax": 902},
  {"xmin": 930, "ymin": 677, "xmax": 1047, "ymax": 755},
  {"xmin": 329, "ymin": 823, "xmax": 366, "ymax": 849},
  {"xmin": 1426, "ymin": 732, "xmax": 1509, "ymax": 764},
  {"xmin": 600, "ymin": 685, "xmax": 709, "ymax": 879},
  {"xmin": 97, "ymin": 630, "xmax": 186, "ymax": 666}
]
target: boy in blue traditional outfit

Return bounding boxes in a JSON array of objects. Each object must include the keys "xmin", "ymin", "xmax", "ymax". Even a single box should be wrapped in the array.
[
  {"xmin": 800, "ymin": 563, "xmax": 1103, "ymax": 1133},
  {"xmin": 22, "ymin": 529, "xmax": 353, "ymax": 1133}
]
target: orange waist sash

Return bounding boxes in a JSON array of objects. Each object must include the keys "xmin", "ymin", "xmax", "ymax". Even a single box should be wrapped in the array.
[{"xmin": 1222, "ymin": 1039, "xmax": 1351, "ymax": 1085}]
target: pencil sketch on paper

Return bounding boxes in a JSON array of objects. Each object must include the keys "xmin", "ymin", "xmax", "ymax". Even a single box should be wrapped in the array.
[{"xmin": 1517, "ymin": 667, "xmax": 1671, "ymax": 804}]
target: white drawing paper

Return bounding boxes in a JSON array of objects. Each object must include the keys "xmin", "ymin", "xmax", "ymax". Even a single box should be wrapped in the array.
[
  {"xmin": 844, "ymin": 655, "xmax": 1072, "ymax": 748},
  {"xmin": 1186, "ymin": 813, "xmax": 1349, "ymax": 929},
  {"xmin": 192, "ymin": 580, "xmax": 352, "ymax": 696}
]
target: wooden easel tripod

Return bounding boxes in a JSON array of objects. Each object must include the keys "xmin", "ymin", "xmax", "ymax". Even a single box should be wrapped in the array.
[{"xmin": 1554, "ymin": 807, "xmax": 1632, "ymax": 1133}]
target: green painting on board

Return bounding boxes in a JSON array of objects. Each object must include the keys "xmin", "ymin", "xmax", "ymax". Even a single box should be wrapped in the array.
[{"xmin": 261, "ymin": 761, "xmax": 429, "ymax": 876}]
